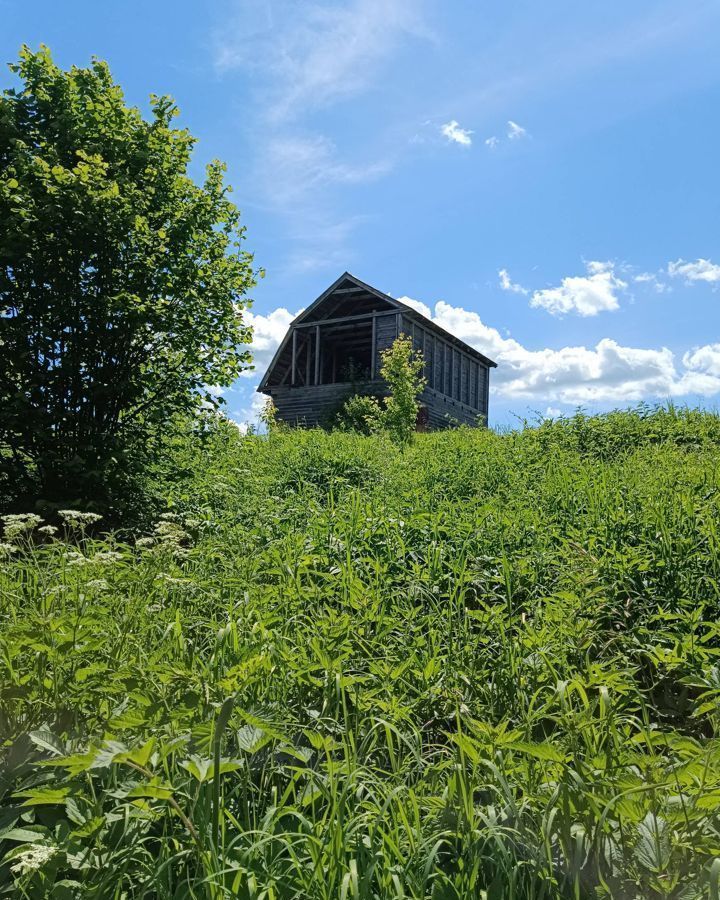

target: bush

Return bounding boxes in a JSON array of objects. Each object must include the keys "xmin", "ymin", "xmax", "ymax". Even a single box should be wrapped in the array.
[{"xmin": 337, "ymin": 334, "xmax": 426, "ymax": 444}]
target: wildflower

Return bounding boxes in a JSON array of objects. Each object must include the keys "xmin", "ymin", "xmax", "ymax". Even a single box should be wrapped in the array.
[
  {"xmin": 64, "ymin": 550, "xmax": 89, "ymax": 567},
  {"xmin": 2, "ymin": 513, "xmax": 43, "ymax": 540},
  {"xmin": 0, "ymin": 542, "xmax": 19, "ymax": 558},
  {"xmin": 11, "ymin": 843, "xmax": 58, "ymax": 875},
  {"xmin": 85, "ymin": 579, "xmax": 109, "ymax": 592},
  {"xmin": 92, "ymin": 550, "xmax": 124, "ymax": 564},
  {"xmin": 135, "ymin": 536, "xmax": 156, "ymax": 549},
  {"xmin": 38, "ymin": 525, "xmax": 58, "ymax": 536},
  {"xmin": 58, "ymin": 510, "xmax": 103, "ymax": 528}
]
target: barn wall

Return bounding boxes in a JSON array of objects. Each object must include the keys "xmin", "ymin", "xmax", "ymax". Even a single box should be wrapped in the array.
[{"xmin": 267, "ymin": 381, "xmax": 382, "ymax": 428}]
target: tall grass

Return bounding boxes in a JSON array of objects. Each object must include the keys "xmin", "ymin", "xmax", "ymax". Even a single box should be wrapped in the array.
[{"xmin": 1, "ymin": 406, "xmax": 720, "ymax": 898}]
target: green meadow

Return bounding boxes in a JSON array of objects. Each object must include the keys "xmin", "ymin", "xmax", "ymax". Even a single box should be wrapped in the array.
[{"xmin": 2, "ymin": 406, "xmax": 720, "ymax": 899}]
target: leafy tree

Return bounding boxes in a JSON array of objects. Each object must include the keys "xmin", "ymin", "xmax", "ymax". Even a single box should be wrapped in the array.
[
  {"xmin": 0, "ymin": 46, "xmax": 257, "ymax": 513},
  {"xmin": 337, "ymin": 335, "xmax": 426, "ymax": 444},
  {"xmin": 380, "ymin": 334, "xmax": 426, "ymax": 445}
]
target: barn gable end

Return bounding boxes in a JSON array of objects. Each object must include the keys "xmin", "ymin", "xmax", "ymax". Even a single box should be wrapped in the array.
[{"xmin": 259, "ymin": 272, "xmax": 497, "ymax": 429}]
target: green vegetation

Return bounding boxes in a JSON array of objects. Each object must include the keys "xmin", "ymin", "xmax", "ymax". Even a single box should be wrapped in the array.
[
  {"xmin": 2, "ymin": 406, "xmax": 720, "ymax": 898},
  {"xmin": 0, "ymin": 47, "xmax": 256, "ymax": 515},
  {"xmin": 337, "ymin": 335, "xmax": 426, "ymax": 443}
]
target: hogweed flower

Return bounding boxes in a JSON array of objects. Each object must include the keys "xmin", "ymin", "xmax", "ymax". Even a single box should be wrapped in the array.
[
  {"xmin": 11, "ymin": 843, "xmax": 58, "ymax": 875},
  {"xmin": 0, "ymin": 542, "xmax": 19, "ymax": 559},
  {"xmin": 38, "ymin": 525, "xmax": 58, "ymax": 537},
  {"xmin": 2, "ymin": 513, "xmax": 43, "ymax": 540},
  {"xmin": 58, "ymin": 510, "xmax": 103, "ymax": 529}
]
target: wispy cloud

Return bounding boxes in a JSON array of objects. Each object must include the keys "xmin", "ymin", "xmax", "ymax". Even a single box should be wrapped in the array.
[
  {"xmin": 440, "ymin": 120, "xmax": 473, "ymax": 146},
  {"xmin": 261, "ymin": 135, "xmax": 391, "ymax": 206},
  {"xmin": 507, "ymin": 119, "xmax": 528, "ymax": 140},
  {"xmin": 213, "ymin": 0, "xmax": 424, "ymax": 272},
  {"xmin": 498, "ymin": 268, "xmax": 528, "ymax": 295},
  {"xmin": 668, "ymin": 258, "xmax": 720, "ymax": 284},
  {"xmin": 529, "ymin": 261, "xmax": 626, "ymax": 317},
  {"xmin": 485, "ymin": 136, "xmax": 499, "ymax": 149},
  {"xmin": 216, "ymin": 0, "xmax": 430, "ymax": 121}
]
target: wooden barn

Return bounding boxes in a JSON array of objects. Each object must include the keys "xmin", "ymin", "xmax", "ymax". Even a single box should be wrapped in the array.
[{"xmin": 258, "ymin": 272, "xmax": 497, "ymax": 430}]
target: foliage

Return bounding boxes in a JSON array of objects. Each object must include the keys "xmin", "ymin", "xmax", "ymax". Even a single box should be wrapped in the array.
[
  {"xmin": 334, "ymin": 393, "xmax": 383, "ymax": 435},
  {"xmin": 0, "ymin": 46, "xmax": 256, "ymax": 513},
  {"xmin": 257, "ymin": 397, "xmax": 280, "ymax": 434},
  {"xmin": 1, "ymin": 406, "xmax": 720, "ymax": 898},
  {"xmin": 337, "ymin": 335, "xmax": 426, "ymax": 443},
  {"xmin": 379, "ymin": 334, "xmax": 426, "ymax": 445}
]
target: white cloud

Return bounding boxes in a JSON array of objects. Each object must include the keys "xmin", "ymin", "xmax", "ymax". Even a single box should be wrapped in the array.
[
  {"xmin": 485, "ymin": 136, "xmax": 499, "ymax": 149},
  {"xmin": 498, "ymin": 268, "xmax": 528, "ymax": 295},
  {"xmin": 683, "ymin": 343, "xmax": 720, "ymax": 378},
  {"xmin": 634, "ymin": 271, "xmax": 669, "ymax": 293},
  {"xmin": 507, "ymin": 120, "xmax": 528, "ymax": 140},
  {"xmin": 243, "ymin": 306, "xmax": 302, "ymax": 377},
  {"xmin": 432, "ymin": 300, "xmax": 720, "ymax": 402},
  {"xmin": 263, "ymin": 134, "xmax": 391, "ymax": 206},
  {"xmin": 396, "ymin": 295, "xmax": 433, "ymax": 318},
  {"xmin": 441, "ymin": 120, "xmax": 473, "ymax": 146},
  {"xmin": 530, "ymin": 261, "xmax": 627, "ymax": 317},
  {"xmin": 216, "ymin": 0, "xmax": 429, "ymax": 120},
  {"xmin": 243, "ymin": 296, "xmax": 720, "ymax": 405},
  {"xmin": 668, "ymin": 258, "xmax": 720, "ymax": 284}
]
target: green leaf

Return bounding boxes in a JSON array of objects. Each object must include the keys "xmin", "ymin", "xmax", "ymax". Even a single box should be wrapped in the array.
[
  {"xmin": 506, "ymin": 742, "xmax": 566, "ymax": 763},
  {"xmin": 15, "ymin": 786, "xmax": 72, "ymax": 806}
]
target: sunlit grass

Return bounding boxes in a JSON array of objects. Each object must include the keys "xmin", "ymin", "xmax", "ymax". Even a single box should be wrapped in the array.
[{"xmin": 1, "ymin": 406, "xmax": 720, "ymax": 898}]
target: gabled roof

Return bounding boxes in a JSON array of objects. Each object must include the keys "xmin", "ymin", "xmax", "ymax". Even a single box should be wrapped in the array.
[{"xmin": 258, "ymin": 272, "xmax": 497, "ymax": 391}]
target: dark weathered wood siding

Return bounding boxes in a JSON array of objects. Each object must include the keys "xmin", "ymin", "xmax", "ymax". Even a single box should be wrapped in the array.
[{"xmin": 260, "ymin": 273, "xmax": 495, "ymax": 430}]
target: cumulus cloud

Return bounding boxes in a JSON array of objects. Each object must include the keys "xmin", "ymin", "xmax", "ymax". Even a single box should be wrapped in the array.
[
  {"xmin": 441, "ymin": 120, "xmax": 473, "ymax": 146},
  {"xmin": 242, "ymin": 307, "xmax": 302, "ymax": 377},
  {"xmin": 498, "ymin": 268, "xmax": 528, "ymax": 295},
  {"xmin": 529, "ymin": 261, "xmax": 626, "ymax": 317},
  {"xmin": 683, "ymin": 343, "xmax": 720, "ymax": 378},
  {"xmin": 388, "ymin": 298, "xmax": 720, "ymax": 403},
  {"xmin": 507, "ymin": 120, "xmax": 528, "ymax": 140},
  {"xmin": 240, "ymin": 292, "xmax": 720, "ymax": 408},
  {"xmin": 668, "ymin": 258, "xmax": 720, "ymax": 284}
]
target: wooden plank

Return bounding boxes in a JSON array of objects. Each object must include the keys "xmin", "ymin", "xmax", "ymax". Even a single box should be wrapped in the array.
[
  {"xmin": 314, "ymin": 325, "xmax": 321, "ymax": 385},
  {"xmin": 294, "ymin": 310, "xmax": 396, "ymax": 329},
  {"xmin": 370, "ymin": 314, "xmax": 377, "ymax": 379},
  {"xmin": 291, "ymin": 329, "xmax": 297, "ymax": 386}
]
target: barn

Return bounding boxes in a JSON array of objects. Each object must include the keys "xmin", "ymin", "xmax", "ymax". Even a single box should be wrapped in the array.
[{"xmin": 258, "ymin": 272, "xmax": 497, "ymax": 430}]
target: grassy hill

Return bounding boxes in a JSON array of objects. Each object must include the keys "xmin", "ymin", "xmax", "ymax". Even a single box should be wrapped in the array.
[{"xmin": 2, "ymin": 406, "xmax": 720, "ymax": 898}]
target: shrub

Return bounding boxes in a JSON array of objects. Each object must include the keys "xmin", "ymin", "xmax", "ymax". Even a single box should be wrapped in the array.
[{"xmin": 337, "ymin": 335, "xmax": 426, "ymax": 444}]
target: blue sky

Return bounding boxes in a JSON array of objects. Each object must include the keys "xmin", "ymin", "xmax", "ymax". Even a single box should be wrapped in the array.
[{"xmin": 3, "ymin": 0, "xmax": 720, "ymax": 427}]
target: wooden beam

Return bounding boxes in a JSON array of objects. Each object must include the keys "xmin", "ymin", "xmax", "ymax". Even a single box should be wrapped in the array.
[
  {"xmin": 294, "ymin": 310, "xmax": 395, "ymax": 329},
  {"xmin": 370, "ymin": 314, "xmax": 377, "ymax": 379},
  {"xmin": 314, "ymin": 325, "xmax": 321, "ymax": 385},
  {"xmin": 291, "ymin": 329, "xmax": 297, "ymax": 386}
]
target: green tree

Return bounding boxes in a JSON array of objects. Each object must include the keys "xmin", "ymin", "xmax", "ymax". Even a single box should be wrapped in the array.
[
  {"xmin": 0, "ymin": 47, "xmax": 257, "ymax": 513},
  {"xmin": 380, "ymin": 334, "xmax": 426, "ymax": 445},
  {"xmin": 337, "ymin": 335, "xmax": 426, "ymax": 443}
]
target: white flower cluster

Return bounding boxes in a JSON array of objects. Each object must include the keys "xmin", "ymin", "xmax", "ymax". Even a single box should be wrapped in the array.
[
  {"xmin": 0, "ymin": 542, "xmax": 19, "ymax": 558},
  {"xmin": 135, "ymin": 513, "xmax": 194, "ymax": 559},
  {"xmin": 11, "ymin": 843, "xmax": 58, "ymax": 875},
  {"xmin": 2, "ymin": 513, "xmax": 43, "ymax": 540},
  {"xmin": 58, "ymin": 510, "xmax": 103, "ymax": 529}
]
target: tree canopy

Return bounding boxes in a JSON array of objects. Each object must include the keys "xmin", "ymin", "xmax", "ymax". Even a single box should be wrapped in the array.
[{"xmin": 0, "ymin": 46, "xmax": 257, "ymax": 512}]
